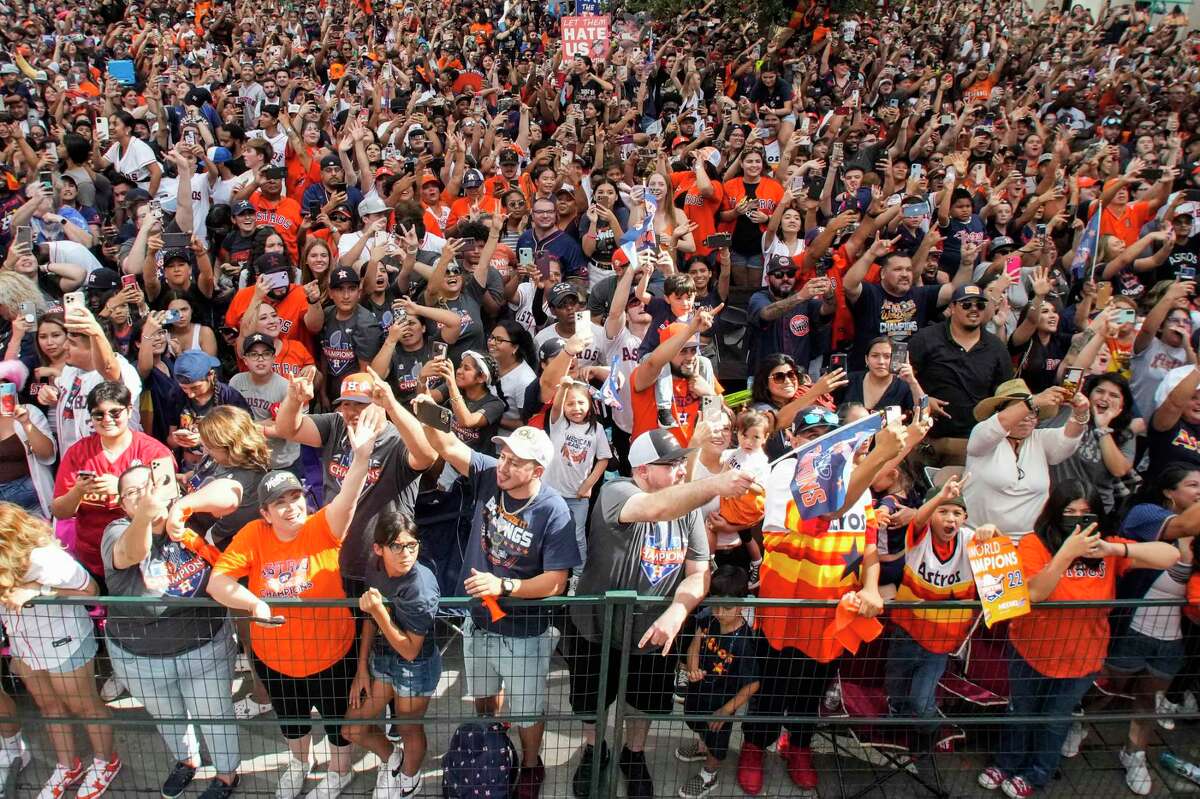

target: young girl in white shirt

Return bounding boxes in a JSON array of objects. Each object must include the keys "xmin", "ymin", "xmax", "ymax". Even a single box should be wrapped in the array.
[{"xmin": 543, "ymin": 380, "xmax": 611, "ymax": 571}]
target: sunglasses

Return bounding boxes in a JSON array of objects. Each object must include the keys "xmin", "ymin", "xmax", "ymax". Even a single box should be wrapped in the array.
[
  {"xmin": 768, "ymin": 270, "xmax": 795, "ymax": 279},
  {"xmin": 956, "ymin": 299, "xmax": 988, "ymax": 311},
  {"xmin": 800, "ymin": 410, "xmax": 839, "ymax": 427},
  {"xmin": 769, "ymin": 369, "xmax": 799, "ymax": 383},
  {"xmin": 89, "ymin": 407, "xmax": 126, "ymax": 421},
  {"xmin": 446, "ymin": 266, "xmax": 464, "ymax": 276}
]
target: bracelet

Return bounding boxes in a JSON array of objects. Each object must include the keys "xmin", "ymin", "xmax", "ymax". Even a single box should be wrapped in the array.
[
  {"xmin": 1123, "ymin": 543, "xmax": 1130, "ymax": 559},
  {"xmin": 1071, "ymin": 413, "xmax": 1090, "ymax": 424}
]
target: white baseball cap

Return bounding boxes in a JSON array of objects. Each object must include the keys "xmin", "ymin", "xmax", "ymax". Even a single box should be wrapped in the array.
[{"xmin": 492, "ymin": 426, "xmax": 554, "ymax": 468}]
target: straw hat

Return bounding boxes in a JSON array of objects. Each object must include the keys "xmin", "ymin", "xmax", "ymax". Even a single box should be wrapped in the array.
[{"xmin": 972, "ymin": 378, "xmax": 1057, "ymax": 422}]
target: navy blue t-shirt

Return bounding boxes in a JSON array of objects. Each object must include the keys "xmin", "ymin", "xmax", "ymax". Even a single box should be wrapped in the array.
[
  {"xmin": 747, "ymin": 290, "xmax": 828, "ymax": 366},
  {"xmin": 848, "ymin": 282, "xmax": 942, "ymax": 363},
  {"xmin": 463, "ymin": 451, "xmax": 581, "ymax": 636},
  {"xmin": 365, "ymin": 558, "xmax": 440, "ymax": 662}
]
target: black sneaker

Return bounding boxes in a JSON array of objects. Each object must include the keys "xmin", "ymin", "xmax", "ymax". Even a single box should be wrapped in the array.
[
  {"xmin": 657, "ymin": 408, "xmax": 676, "ymax": 427},
  {"xmin": 572, "ymin": 743, "xmax": 610, "ymax": 799},
  {"xmin": 196, "ymin": 775, "xmax": 239, "ymax": 799},
  {"xmin": 748, "ymin": 561, "xmax": 761, "ymax": 590},
  {"xmin": 161, "ymin": 762, "xmax": 197, "ymax": 799},
  {"xmin": 620, "ymin": 747, "xmax": 654, "ymax": 799}
]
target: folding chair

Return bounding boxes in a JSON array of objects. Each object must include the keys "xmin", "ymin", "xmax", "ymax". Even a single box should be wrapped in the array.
[{"xmin": 822, "ymin": 637, "xmax": 957, "ymax": 799}]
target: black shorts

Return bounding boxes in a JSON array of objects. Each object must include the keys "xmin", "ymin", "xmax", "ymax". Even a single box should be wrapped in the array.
[
  {"xmin": 564, "ymin": 629, "xmax": 675, "ymax": 716},
  {"xmin": 254, "ymin": 647, "xmax": 357, "ymax": 746}
]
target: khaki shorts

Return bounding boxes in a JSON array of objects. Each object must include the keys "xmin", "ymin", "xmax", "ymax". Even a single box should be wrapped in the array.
[{"xmin": 462, "ymin": 618, "xmax": 556, "ymax": 725}]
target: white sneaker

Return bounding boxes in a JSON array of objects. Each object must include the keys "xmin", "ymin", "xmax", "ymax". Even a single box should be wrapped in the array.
[
  {"xmin": 35, "ymin": 760, "xmax": 85, "ymax": 799},
  {"xmin": 305, "ymin": 769, "xmax": 352, "ymax": 799},
  {"xmin": 0, "ymin": 736, "xmax": 29, "ymax": 770},
  {"xmin": 274, "ymin": 758, "xmax": 310, "ymax": 799},
  {"xmin": 1157, "ymin": 691, "xmax": 1179, "ymax": 730},
  {"xmin": 1184, "ymin": 691, "xmax": 1199, "ymax": 714},
  {"xmin": 1061, "ymin": 721, "xmax": 1088, "ymax": 758},
  {"xmin": 234, "ymin": 695, "xmax": 274, "ymax": 719},
  {"xmin": 99, "ymin": 676, "xmax": 125, "ymax": 703},
  {"xmin": 372, "ymin": 760, "xmax": 400, "ymax": 799},
  {"xmin": 398, "ymin": 771, "xmax": 422, "ymax": 797},
  {"xmin": 1120, "ymin": 749, "xmax": 1152, "ymax": 796}
]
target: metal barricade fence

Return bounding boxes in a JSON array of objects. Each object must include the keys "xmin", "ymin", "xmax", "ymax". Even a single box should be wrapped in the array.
[{"xmin": 1, "ymin": 593, "xmax": 1199, "ymax": 798}]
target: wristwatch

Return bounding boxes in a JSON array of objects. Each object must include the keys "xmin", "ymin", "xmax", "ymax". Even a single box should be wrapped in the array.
[{"xmin": 501, "ymin": 578, "xmax": 515, "ymax": 597}]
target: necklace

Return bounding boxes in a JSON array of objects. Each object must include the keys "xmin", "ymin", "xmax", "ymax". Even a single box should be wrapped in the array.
[{"xmin": 500, "ymin": 488, "xmax": 536, "ymax": 516}]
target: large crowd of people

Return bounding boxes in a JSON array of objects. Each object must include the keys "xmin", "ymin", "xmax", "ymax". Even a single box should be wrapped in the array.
[{"xmin": 0, "ymin": 0, "xmax": 1198, "ymax": 796}]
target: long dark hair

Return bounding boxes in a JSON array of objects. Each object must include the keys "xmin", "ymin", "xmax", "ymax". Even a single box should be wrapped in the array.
[
  {"xmin": 1032, "ymin": 479, "xmax": 1102, "ymax": 554},
  {"xmin": 751, "ymin": 354, "xmax": 800, "ymax": 408},
  {"xmin": 1082, "ymin": 373, "xmax": 1134, "ymax": 434},
  {"xmin": 493, "ymin": 319, "xmax": 537, "ymax": 370},
  {"xmin": 1133, "ymin": 462, "xmax": 1200, "ymax": 509}
]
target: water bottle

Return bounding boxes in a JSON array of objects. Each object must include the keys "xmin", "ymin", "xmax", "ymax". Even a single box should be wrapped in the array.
[{"xmin": 1160, "ymin": 752, "xmax": 1200, "ymax": 786}]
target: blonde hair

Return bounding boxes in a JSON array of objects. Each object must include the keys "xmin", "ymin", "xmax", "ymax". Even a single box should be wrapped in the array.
[
  {"xmin": 0, "ymin": 272, "xmax": 45, "ymax": 315},
  {"xmin": 0, "ymin": 504, "xmax": 56, "ymax": 597},
  {"xmin": 196, "ymin": 406, "xmax": 272, "ymax": 472}
]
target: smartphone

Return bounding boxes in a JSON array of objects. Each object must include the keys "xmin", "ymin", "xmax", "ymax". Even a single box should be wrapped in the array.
[
  {"xmin": 183, "ymin": 129, "xmax": 198, "ymax": 146},
  {"xmin": 148, "ymin": 199, "xmax": 163, "ymax": 221},
  {"xmin": 789, "ymin": 175, "xmax": 805, "ymax": 192},
  {"xmin": 829, "ymin": 353, "xmax": 847, "ymax": 373},
  {"xmin": 150, "ymin": 456, "xmax": 179, "ymax": 500},
  {"xmin": 1178, "ymin": 265, "xmax": 1196, "ymax": 281},
  {"xmin": 162, "ymin": 309, "xmax": 182, "ymax": 325},
  {"xmin": 1004, "ymin": 254, "xmax": 1022, "ymax": 278},
  {"xmin": 14, "ymin": 225, "xmax": 31, "ymax": 251},
  {"xmin": 1061, "ymin": 367, "xmax": 1085, "ymax": 397},
  {"xmin": 63, "ymin": 291, "xmax": 86, "ymax": 315},
  {"xmin": 703, "ymin": 232, "xmax": 731, "ymax": 249},
  {"xmin": 1115, "ymin": 308, "xmax": 1136, "ymax": 326},
  {"xmin": 263, "ymin": 166, "xmax": 287, "ymax": 180},
  {"xmin": 946, "ymin": 166, "xmax": 957, "ymax": 184},
  {"xmin": 902, "ymin": 200, "xmax": 929, "ymax": 219},
  {"xmin": 263, "ymin": 271, "xmax": 290, "ymax": 291},
  {"xmin": 889, "ymin": 341, "xmax": 908, "ymax": 374},
  {"xmin": 1095, "ymin": 282, "xmax": 1113, "ymax": 309},
  {"xmin": 918, "ymin": 394, "xmax": 930, "ymax": 425},
  {"xmin": 574, "ymin": 310, "xmax": 591, "ymax": 330},
  {"xmin": 518, "ymin": 247, "xmax": 533, "ymax": 266},
  {"xmin": 832, "ymin": 142, "xmax": 844, "ymax": 161},
  {"xmin": 414, "ymin": 399, "xmax": 453, "ymax": 432},
  {"xmin": 909, "ymin": 163, "xmax": 923, "ymax": 181},
  {"xmin": 46, "ymin": 143, "xmax": 57, "ymax": 161},
  {"xmin": 848, "ymin": 90, "xmax": 860, "ymax": 107},
  {"xmin": 161, "ymin": 231, "xmax": 191, "ymax": 250},
  {"xmin": 38, "ymin": 170, "xmax": 52, "ymax": 191},
  {"xmin": 307, "ymin": 202, "xmax": 321, "ymax": 222},
  {"xmin": 121, "ymin": 274, "xmax": 138, "ymax": 291},
  {"xmin": 18, "ymin": 301, "xmax": 34, "ymax": 324},
  {"xmin": 0, "ymin": 383, "xmax": 15, "ymax": 417},
  {"xmin": 95, "ymin": 117, "xmax": 109, "ymax": 140},
  {"xmin": 432, "ymin": 341, "xmax": 448, "ymax": 360},
  {"xmin": 76, "ymin": 469, "xmax": 95, "ymax": 481},
  {"xmin": 1035, "ymin": 223, "xmax": 1047, "ymax": 237},
  {"xmin": 253, "ymin": 614, "xmax": 288, "ymax": 627}
]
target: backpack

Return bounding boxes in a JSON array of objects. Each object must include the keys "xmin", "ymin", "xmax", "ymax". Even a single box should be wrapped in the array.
[{"xmin": 441, "ymin": 721, "xmax": 518, "ymax": 799}]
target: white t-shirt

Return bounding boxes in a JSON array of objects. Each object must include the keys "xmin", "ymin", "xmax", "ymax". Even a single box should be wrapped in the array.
[
  {"xmin": 498, "ymin": 362, "xmax": 537, "ymax": 426},
  {"xmin": 157, "ymin": 173, "xmax": 212, "ymax": 241},
  {"xmin": 765, "ymin": 456, "xmax": 873, "ymax": 536},
  {"xmin": 535, "ymin": 322, "xmax": 607, "ymax": 369},
  {"xmin": 249, "ymin": 127, "xmax": 289, "ymax": 168},
  {"xmin": 337, "ymin": 230, "xmax": 393, "ymax": 268},
  {"xmin": 510, "ymin": 282, "xmax": 539, "ymax": 336},
  {"xmin": 55, "ymin": 359, "xmax": 144, "ymax": 454},
  {"xmin": 544, "ymin": 412, "xmax": 613, "ymax": 497},
  {"xmin": 0, "ymin": 545, "xmax": 94, "ymax": 671},
  {"xmin": 603, "ymin": 326, "xmax": 643, "ymax": 434},
  {"xmin": 104, "ymin": 137, "xmax": 159, "ymax": 190}
]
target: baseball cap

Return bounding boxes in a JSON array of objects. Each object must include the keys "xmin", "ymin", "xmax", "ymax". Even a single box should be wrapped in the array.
[
  {"xmin": 548, "ymin": 282, "xmax": 583, "ymax": 308},
  {"xmin": 951, "ymin": 284, "xmax": 986, "ymax": 303},
  {"xmin": 336, "ymin": 372, "xmax": 374, "ymax": 404},
  {"xmin": 319, "ymin": 153, "xmax": 341, "ymax": 169},
  {"xmin": 990, "ymin": 236, "xmax": 1017, "ymax": 253},
  {"xmin": 173, "ymin": 349, "xmax": 220, "ymax": 382},
  {"xmin": 328, "ymin": 265, "xmax": 361, "ymax": 287},
  {"xmin": 84, "ymin": 268, "xmax": 119, "ymax": 292},
  {"xmin": 665, "ymin": 321, "xmax": 702, "ymax": 349},
  {"xmin": 255, "ymin": 252, "xmax": 290, "ymax": 274},
  {"xmin": 257, "ymin": 470, "xmax": 305, "ymax": 508},
  {"xmin": 242, "ymin": 332, "xmax": 276, "ymax": 355},
  {"xmin": 184, "ymin": 88, "xmax": 208, "ymax": 108},
  {"xmin": 0, "ymin": 64, "xmax": 17, "ymax": 76},
  {"xmin": 206, "ymin": 146, "xmax": 233, "ymax": 164},
  {"xmin": 766, "ymin": 254, "xmax": 796, "ymax": 274},
  {"xmin": 538, "ymin": 337, "xmax": 565, "ymax": 361},
  {"xmin": 162, "ymin": 248, "xmax": 192, "ymax": 265},
  {"xmin": 491, "ymin": 426, "xmax": 554, "ymax": 468},
  {"xmin": 232, "ymin": 200, "xmax": 255, "ymax": 216},
  {"xmin": 797, "ymin": 407, "xmax": 840, "ymax": 432},
  {"xmin": 358, "ymin": 193, "xmax": 389, "ymax": 216},
  {"xmin": 462, "ymin": 169, "xmax": 485, "ymax": 189},
  {"xmin": 629, "ymin": 428, "xmax": 692, "ymax": 468},
  {"xmin": 1077, "ymin": 176, "xmax": 1098, "ymax": 189},
  {"xmin": 498, "ymin": 149, "xmax": 519, "ymax": 165}
]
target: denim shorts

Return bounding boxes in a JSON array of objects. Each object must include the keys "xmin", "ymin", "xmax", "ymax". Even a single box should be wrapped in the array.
[
  {"xmin": 371, "ymin": 647, "xmax": 442, "ymax": 698},
  {"xmin": 35, "ymin": 629, "xmax": 98, "ymax": 675},
  {"xmin": 1106, "ymin": 630, "xmax": 1185, "ymax": 679}
]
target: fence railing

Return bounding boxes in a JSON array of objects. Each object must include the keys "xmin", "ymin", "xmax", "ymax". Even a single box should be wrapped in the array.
[{"xmin": 1, "ymin": 593, "xmax": 1199, "ymax": 798}]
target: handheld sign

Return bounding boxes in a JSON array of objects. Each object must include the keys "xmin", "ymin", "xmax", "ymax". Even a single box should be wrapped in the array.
[{"xmin": 967, "ymin": 535, "xmax": 1031, "ymax": 627}]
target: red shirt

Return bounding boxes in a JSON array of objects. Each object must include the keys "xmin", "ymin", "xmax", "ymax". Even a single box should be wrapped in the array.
[{"xmin": 54, "ymin": 432, "xmax": 172, "ymax": 575}]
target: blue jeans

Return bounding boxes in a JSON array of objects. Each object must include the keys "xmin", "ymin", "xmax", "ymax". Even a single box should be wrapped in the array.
[
  {"xmin": 884, "ymin": 625, "xmax": 947, "ymax": 719},
  {"xmin": 994, "ymin": 651, "xmax": 1095, "ymax": 787},
  {"xmin": 563, "ymin": 496, "xmax": 589, "ymax": 566},
  {"xmin": 108, "ymin": 623, "xmax": 239, "ymax": 775},
  {"xmin": 0, "ymin": 476, "xmax": 40, "ymax": 514}
]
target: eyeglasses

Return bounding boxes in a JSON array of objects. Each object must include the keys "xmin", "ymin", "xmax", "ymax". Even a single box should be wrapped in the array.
[
  {"xmin": 386, "ymin": 541, "xmax": 420, "ymax": 554},
  {"xmin": 769, "ymin": 369, "xmax": 799, "ymax": 383},
  {"xmin": 488, "ymin": 335, "xmax": 513, "ymax": 344},
  {"xmin": 120, "ymin": 482, "xmax": 150, "ymax": 500},
  {"xmin": 800, "ymin": 409, "xmax": 840, "ymax": 427},
  {"xmin": 956, "ymin": 300, "xmax": 988, "ymax": 311},
  {"xmin": 245, "ymin": 350, "xmax": 273, "ymax": 360},
  {"xmin": 90, "ymin": 407, "xmax": 126, "ymax": 421}
]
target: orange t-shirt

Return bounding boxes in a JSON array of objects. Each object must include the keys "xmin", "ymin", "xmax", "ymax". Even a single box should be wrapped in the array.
[
  {"xmin": 250, "ymin": 192, "xmax": 304, "ymax": 262},
  {"xmin": 672, "ymin": 170, "xmax": 725, "ymax": 257},
  {"xmin": 447, "ymin": 194, "xmax": 503, "ymax": 229},
  {"xmin": 629, "ymin": 362, "xmax": 722, "ymax": 446},
  {"xmin": 1092, "ymin": 200, "xmax": 1153, "ymax": 248},
  {"xmin": 1008, "ymin": 532, "xmax": 1133, "ymax": 678},
  {"xmin": 963, "ymin": 76, "xmax": 996, "ymax": 104},
  {"xmin": 214, "ymin": 508, "xmax": 355, "ymax": 677},
  {"xmin": 285, "ymin": 143, "xmax": 321, "ymax": 201},
  {"xmin": 722, "ymin": 177, "xmax": 785, "ymax": 232},
  {"xmin": 225, "ymin": 286, "xmax": 314, "ymax": 351}
]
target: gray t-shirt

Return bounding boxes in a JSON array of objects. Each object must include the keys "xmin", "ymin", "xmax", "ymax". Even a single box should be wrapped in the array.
[
  {"xmin": 310, "ymin": 413, "xmax": 424, "ymax": 581},
  {"xmin": 230, "ymin": 371, "xmax": 300, "ymax": 469},
  {"xmin": 570, "ymin": 478, "xmax": 709, "ymax": 649},
  {"xmin": 101, "ymin": 518, "xmax": 228, "ymax": 657}
]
